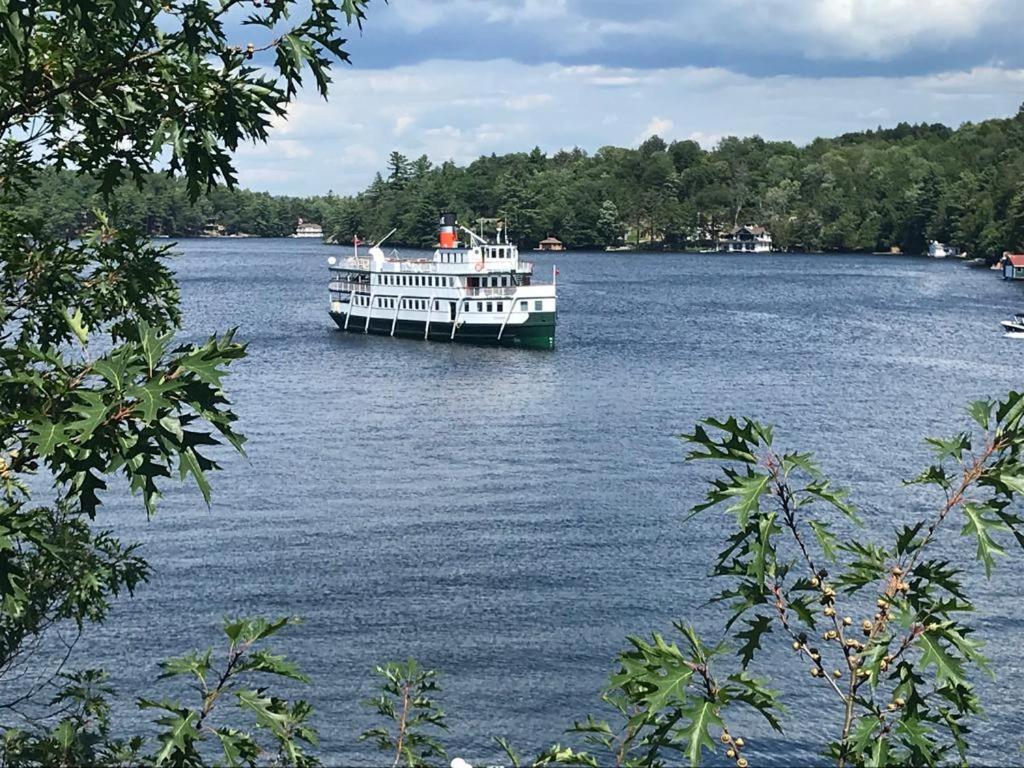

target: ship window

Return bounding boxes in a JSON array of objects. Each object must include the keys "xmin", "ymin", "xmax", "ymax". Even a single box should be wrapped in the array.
[
  {"xmin": 520, "ymin": 301, "xmax": 528, "ymax": 311},
  {"xmin": 434, "ymin": 301, "xmax": 439, "ymax": 310},
  {"xmin": 486, "ymin": 302, "xmax": 493, "ymax": 312},
  {"xmin": 535, "ymin": 300, "xmax": 543, "ymax": 311},
  {"xmin": 496, "ymin": 302, "xmax": 503, "ymax": 312}
]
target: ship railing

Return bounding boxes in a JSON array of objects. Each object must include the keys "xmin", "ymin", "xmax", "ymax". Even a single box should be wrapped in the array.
[
  {"xmin": 462, "ymin": 286, "xmax": 522, "ymax": 298},
  {"xmin": 332, "ymin": 257, "xmax": 534, "ymax": 274},
  {"xmin": 329, "ymin": 280, "xmax": 370, "ymax": 293}
]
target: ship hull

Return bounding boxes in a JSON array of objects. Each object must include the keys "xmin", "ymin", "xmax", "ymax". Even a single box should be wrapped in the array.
[{"xmin": 329, "ymin": 311, "xmax": 556, "ymax": 350}]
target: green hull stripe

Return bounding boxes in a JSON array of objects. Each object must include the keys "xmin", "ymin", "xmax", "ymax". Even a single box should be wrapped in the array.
[{"xmin": 329, "ymin": 312, "xmax": 555, "ymax": 349}]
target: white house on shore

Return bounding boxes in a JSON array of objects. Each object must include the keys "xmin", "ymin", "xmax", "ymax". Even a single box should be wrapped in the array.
[
  {"xmin": 292, "ymin": 218, "xmax": 324, "ymax": 239},
  {"xmin": 718, "ymin": 225, "xmax": 772, "ymax": 253}
]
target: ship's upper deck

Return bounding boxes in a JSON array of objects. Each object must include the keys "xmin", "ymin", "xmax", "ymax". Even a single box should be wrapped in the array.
[{"xmin": 330, "ymin": 242, "xmax": 533, "ymax": 277}]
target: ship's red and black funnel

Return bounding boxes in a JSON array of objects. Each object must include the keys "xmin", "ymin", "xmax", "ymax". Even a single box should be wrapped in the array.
[{"xmin": 438, "ymin": 212, "xmax": 457, "ymax": 248}]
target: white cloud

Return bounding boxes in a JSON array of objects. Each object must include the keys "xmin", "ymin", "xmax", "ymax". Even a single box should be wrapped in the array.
[
  {"xmin": 686, "ymin": 131, "xmax": 724, "ymax": 149},
  {"xmin": 504, "ymin": 93, "xmax": 553, "ymax": 111},
  {"xmin": 394, "ymin": 114, "xmax": 415, "ymax": 136},
  {"xmin": 374, "ymin": 0, "xmax": 1016, "ymax": 63},
  {"xmin": 233, "ymin": 59, "xmax": 1024, "ymax": 195},
  {"xmin": 636, "ymin": 117, "xmax": 674, "ymax": 143},
  {"xmin": 805, "ymin": 0, "xmax": 995, "ymax": 58}
]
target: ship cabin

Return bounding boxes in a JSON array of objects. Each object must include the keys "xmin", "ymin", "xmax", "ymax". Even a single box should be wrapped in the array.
[
  {"xmin": 1003, "ymin": 252, "xmax": 1024, "ymax": 280},
  {"xmin": 719, "ymin": 225, "xmax": 772, "ymax": 253}
]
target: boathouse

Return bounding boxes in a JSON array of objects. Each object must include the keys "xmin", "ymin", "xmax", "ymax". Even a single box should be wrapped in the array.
[
  {"xmin": 719, "ymin": 225, "xmax": 772, "ymax": 253},
  {"xmin": 1002, "ymin": 252, "xmax": 1024, "ymax": 280},
  {"xmin": 537, "ymin": 236, "xmax": 565, "ymax": 252}
]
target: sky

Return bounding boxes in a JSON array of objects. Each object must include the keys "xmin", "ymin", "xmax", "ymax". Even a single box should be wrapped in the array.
[{"xmin": 233, "ymin": 0, "xmax": 1024, "ymax": 196}]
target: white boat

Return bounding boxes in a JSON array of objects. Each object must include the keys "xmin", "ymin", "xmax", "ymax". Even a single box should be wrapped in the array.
[
  {"xmin": 1000, "ymin": 312, "xmax": 1024, "ymax": 338},
  {"xmin": 928, "ymin": 241, "xmax": 958, "ymax": 259},
  {"xmin": 292, "ymin": 218, "xmax": 324, "ymax": 239},
  {"xmin": 326, "ymin": 214, "xmax": 557, "ymax": 349}
]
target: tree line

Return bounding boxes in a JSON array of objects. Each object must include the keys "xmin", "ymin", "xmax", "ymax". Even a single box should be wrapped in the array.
[{"xmin": 22, "ymin": 106, "xmax": 1024, "ymax": 258}]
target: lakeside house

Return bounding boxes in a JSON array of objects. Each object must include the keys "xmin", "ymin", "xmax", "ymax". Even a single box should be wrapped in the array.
[
  {"xmin": 202, "ymin": 222, "xmax": 225, "ymax": 238},
  {"xmin": 537, "ymin": 236, "xmax": 565, "ymax": 252},
  {"xmin": 292, "ymin": 218, "xmax": 324, "ymax": 239},
  {"xmin": 719, "ymin": 225, "xmax": 772, "ymax": 253},
  {"xmin": 1002, "ymin": 252, "xmax": 1024, "ymax": 280}
]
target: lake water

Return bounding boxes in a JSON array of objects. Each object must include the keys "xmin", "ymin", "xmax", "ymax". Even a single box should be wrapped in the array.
[{"xmin": 79, "ymin": 239, "xmax": 1022, "ymax": 765}]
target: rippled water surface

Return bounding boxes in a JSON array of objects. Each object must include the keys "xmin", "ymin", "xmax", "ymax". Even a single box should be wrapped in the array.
[{"xmin": 81, "ymin": 240, "xmax": 1023, "ymax": 765}]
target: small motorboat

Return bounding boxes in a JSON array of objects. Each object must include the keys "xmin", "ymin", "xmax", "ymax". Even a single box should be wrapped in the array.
[
  {"xmin": 928, "ymin": 240, "xmax": 959, "ymax": 259},
  {"xmin": 1000, "ymin": 312, "xmax": 1024, "ymax": 338}
]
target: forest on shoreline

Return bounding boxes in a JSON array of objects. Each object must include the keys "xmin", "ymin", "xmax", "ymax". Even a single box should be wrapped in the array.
[{"xmin": 20, "ymin": 105, "xmax": 1024, "ymax": 259}]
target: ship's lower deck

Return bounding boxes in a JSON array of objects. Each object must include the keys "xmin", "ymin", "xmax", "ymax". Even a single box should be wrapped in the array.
[{"xmin": 329, "ymin": 310, "xmax": 556, "ymax": 349}]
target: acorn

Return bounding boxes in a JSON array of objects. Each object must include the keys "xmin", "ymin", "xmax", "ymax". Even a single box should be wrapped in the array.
[
  {"xmin": 811, "ymin": 667, "xmax": 821, "ymax": 677},
  {"xmin": 833, "ymin": 669, "xmax": 842, "ymax": 679},
  {"xmin": 735, "ymin": 738, "xmax": 745, "ymax": 748},
  {"xmin": 877, "ymin": 598, "xmax": 887, "ymax": 609},
  {"xmin": 887, "ymin": 702, "xmax": 896, "ymax": 711},
  {"xmin": 810, "ymin": 576, "xmax": 820, "ymax": 587},
  {"xmin": 737, "ymin": 758, "xmax": 749, "ymax": 768},
  {"xmin": 843, "ymin": 616, "xmax": 853, "ymax": 626},
  {"xmin": 721, "ymin": 733, "xmax": 731, "ymax": 744},
  {"xmin": 895, "ymin": 697, "xmax": 905, "ymax": 707},
  {"xmin": 823, "ymin": 606, "xmax": 835, "ymax": 617},
  {"xmin": 861, "ymin": 619, "xmax": 872, "ymax": 631},
  {"xmin": 726, "ymin": 749, "xmax": 736, "ymax": 758},
  {"xmin": 792, "ymin": 641, "xmax": 802, "ymax": 650}
]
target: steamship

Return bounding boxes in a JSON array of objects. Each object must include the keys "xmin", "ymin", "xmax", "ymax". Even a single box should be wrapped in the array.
[{"xmin": 327, "ymin": 214, "xmax": 557, "ymax": 349}]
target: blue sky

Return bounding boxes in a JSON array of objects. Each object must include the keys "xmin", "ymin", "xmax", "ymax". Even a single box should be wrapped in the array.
[{"xmin": 234, "ymin": 0, "xmax": 1024, "ymax": 196}]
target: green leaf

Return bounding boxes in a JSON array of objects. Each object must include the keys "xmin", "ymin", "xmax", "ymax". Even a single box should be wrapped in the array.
[
  {"xmin": 960, "ymin": 503, "xmax": 1008, "ymax": 577},
  {"xmin": 916, "ymin": 631, "xmax": 966, "ymax": 686},
  {"xmin": 68, "ymin": 390, "xmax": 109, "ymax": 442},
  {"xmin": 724, "ymin": 472, "xmax": 770, "ymax": 528},
  {"xmin": 67, "ymin": 307, "xmax": 89, "ymax": 345},
  {"xmin": 678, "ymin": 699, "xmax": 723, "ymax": 767},
  {"xmin": 127, "ymin": 381, "xmax": 176, "ymax": 423},
  {"xmin": 808, "ymin": 519, "xmax": 838, "ymax": 562},
  {"xmin": 27, "ymin": 419, "xmax": 70, "ymax": 456},
  {"xmin": 967, "ymin": 399, "xmax": 992, "ymax": 428},
  {"xmin": 734, "ymin": 615, "xmax": 772, "ymax": 668}
]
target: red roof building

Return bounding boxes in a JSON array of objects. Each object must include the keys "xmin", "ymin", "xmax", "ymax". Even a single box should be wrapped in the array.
[{"xmin": 1003, "ymin": 252, "xmax": 1024, "ymax": 280}]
